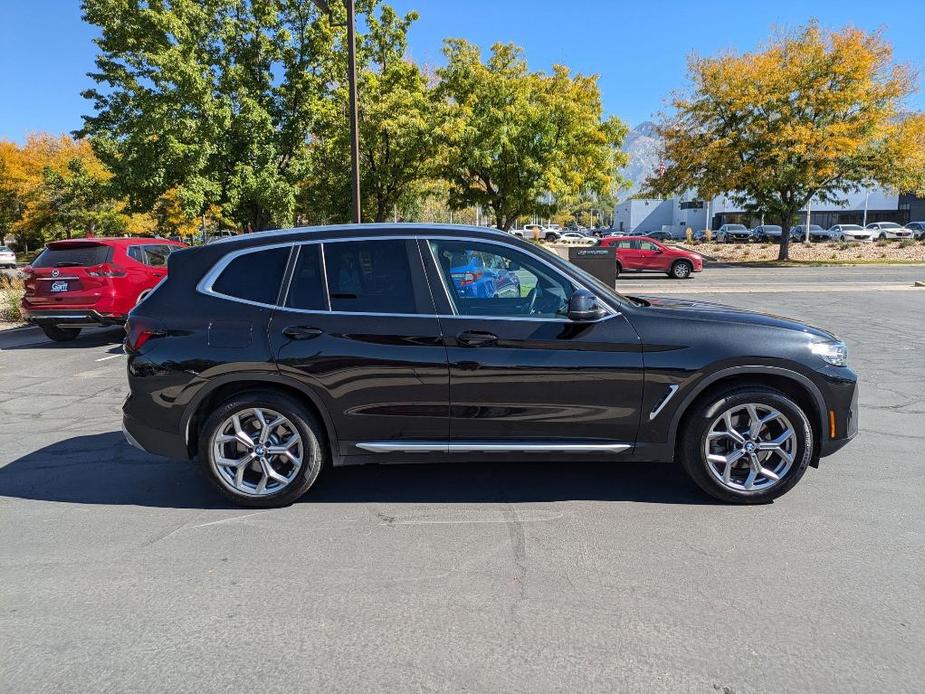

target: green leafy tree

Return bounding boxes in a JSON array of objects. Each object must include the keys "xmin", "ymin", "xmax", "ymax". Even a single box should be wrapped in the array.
[
  {"xmin": 80, "ymin": 0, "xmax": 336, "ymax": 231},
  {"xmin": 27, "ymin": 158, "xmax": 124, "ymax": 239},
  {"xmin": 648, "ymin": 23, "xmax": 925, "ymax": 260},
  {"xmin": 303, "ymin": 5, "xmax": 437, "ymax": 223},
  {"xmin": 435, "ymin": 39, "xmax": 628, "ymax": 230}
]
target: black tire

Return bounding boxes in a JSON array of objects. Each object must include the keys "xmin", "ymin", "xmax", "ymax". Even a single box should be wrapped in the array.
[
  {"xmin": 198, "ymin": 390, "xmax": 328, "ymax": 508},
  {"xmin": 545, "ymin": 233, "xmax": 557, "ymax": 242},
  {"xmin": 670, "ymin": 260, "xmax": 693, "ymax": 279},
  {"xmin": 678, "ymin": 386, "xmax": 814, "ymax": 504},
  {"xmin": 41, "ymin": 325, "xmax": 81, "ymax": 342},
  {"xmin": 614, "ymin": 262, "xmax": 622, "ymax": 279}
]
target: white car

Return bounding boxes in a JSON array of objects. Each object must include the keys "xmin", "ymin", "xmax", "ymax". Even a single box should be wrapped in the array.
[
  {"xmin": 508, "ymin": 228, "xmax": 526, "ymax": 239},
  {"xmin": 865, "ymin": 222, "xmax": 913, "ymax": 240},
  {"xmin": 828, "ymin": 224, "xmax": 873, "ymax": 242},
  {"xmin": 0, "ymin": 245, "xmax": 16, "ymax": 269},
  {"xmin": 522, "ymin": 224, "xmax": 561, "ymax": 242},
  {"xmin": 558, "ymin": 232, "xmax": 597, "ymax": 245}
]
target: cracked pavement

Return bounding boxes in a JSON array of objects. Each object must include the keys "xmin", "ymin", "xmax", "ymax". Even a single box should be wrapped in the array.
[{"xmin": 1, "ymin": 265, "xmax": 923, "ymax": 692}]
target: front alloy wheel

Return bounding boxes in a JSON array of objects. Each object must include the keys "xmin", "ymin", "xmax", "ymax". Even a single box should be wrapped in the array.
[
  {"xmin": 679, "ymin": 386, "xmax": 813, "ymax": 503},
  {"xmin": 670, "ymin": 260, "xmax": 692, "ymax": 279},
  {"xmin": 703, "ymin": 404, "xmax": 795, "ymax": 492}
]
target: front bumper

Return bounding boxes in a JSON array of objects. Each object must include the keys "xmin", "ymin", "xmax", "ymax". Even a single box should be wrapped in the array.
[{"xmin": 819, "ymin": 374, "xmax": 859, "ymax": 458}]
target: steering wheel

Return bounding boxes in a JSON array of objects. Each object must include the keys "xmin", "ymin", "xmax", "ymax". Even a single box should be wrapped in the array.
[{"xmin": 526, "ymin": 286, "xmax": 540, "ymax": 315}]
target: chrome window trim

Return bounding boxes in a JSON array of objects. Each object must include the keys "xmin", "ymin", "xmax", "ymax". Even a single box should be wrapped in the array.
[
  {"xmin": 356, "ymin": 441, "xmax": 631, "ymax": 454},
  {"xmin": 196, "ymin": 241, "xmax": 296, "ymax": 311},
  {"xmin": 424, "ymin": 236, "xmax": 618, "ymax": 323},
  {"xmin": 198, "ymin": 233, "xmax": 619, "ymax": 324}
]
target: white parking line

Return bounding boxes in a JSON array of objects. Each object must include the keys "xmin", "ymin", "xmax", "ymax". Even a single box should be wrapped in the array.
[{"xmin": 95, "ymin": 353, "xmax": 125, "ymax": 362}]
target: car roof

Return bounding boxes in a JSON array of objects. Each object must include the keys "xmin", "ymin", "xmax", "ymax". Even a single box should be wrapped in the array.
[
  {"xmin": 208, "ymin": 223, "xmax": 511, "ymax": 247},
  {"xmin": 46, "ymin": 236, "xmax": 185, "ymax": 247}
]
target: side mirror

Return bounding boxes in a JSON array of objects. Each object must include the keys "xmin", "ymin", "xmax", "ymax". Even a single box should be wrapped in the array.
[{"xmin": 567, "ymin": 288, "xmax": 606, "ymax": 322}]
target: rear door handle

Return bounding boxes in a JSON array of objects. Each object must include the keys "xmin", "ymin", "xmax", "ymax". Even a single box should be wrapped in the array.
[
  {"xmin": 457, "ymin": 330, "xmax": 498, "ymax": 347},
  {"xmin": 283, "ymin": 326, "xmax": 324, "ymax": 340}
]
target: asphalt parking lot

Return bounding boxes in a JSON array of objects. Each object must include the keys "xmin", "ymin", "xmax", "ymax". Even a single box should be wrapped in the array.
[{"xmin": 1, "ymin": 265, "xmax": 923, "ymax": 692}]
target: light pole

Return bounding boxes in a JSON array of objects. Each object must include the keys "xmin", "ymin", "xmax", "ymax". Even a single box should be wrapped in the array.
[
  {"xmin": 314, "ymin": 0, "xmax": 362, "ymax": 224},
  {"xmin": 862, "ymin": 189, "xmax": 870, "ymax": 227}
]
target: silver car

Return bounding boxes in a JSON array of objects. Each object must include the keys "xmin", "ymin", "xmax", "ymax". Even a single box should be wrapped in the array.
[
  {"xmin": 0, "ymin": 245, "xmax": 16, "ymax": 269},
  {"xmin": 905, "ymin": 221, "xmax": 925, "ymax": 240}
]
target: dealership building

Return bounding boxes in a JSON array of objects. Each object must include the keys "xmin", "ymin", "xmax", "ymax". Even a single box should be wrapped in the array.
[{"xmin": 614, "ymin": 189, "xmax": 924, "ymax": 237}]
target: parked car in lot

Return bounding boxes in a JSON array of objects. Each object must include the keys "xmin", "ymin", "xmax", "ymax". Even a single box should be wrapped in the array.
[
  {"xmin": 122, "ymin": 224, "xmax": 857, "ymax": 508},
  {"xmin": 446, "ymin": 248, "xmax": 521, "ymax": 298},
  {"xmin": 599, "ymin": 235, "xmax": 703, "ymax": 279},
  {"xmin": 0, "ymin": 245, "xmax": 16, "ymax": 268},
  {"xmin": 558, "ymin": 231, "xmax": 597, "ymax": 245},
  {"xmin": 827, "ymin": 224, "xmax": 872, "ymax": 242},
  {"xmin": 716, "ymin": 224, "xmax": 753, "ymax": 243},
  {"xmin": 752, "ymin": 225, "xmax": 783, "ymax": 242},
  {"xmin": 21, "ymin": 236, "xmax": 186, "ymax": 341},
  {"xmin": 646, "ymin": 230, "xmax": 674, "ymax": 242},
  {"xmin": 865, "ymin": 222, "xmax": 913, "ymax": 240},
  {"xmin": 522, "ymin": 223, "xmax": 561, "ymax": 242},
  {"xmin": 906, "ymin": 221, "xmax": 925, "ymax": 240},
  {"xmin": 789, "ymin": 224, "xmax": 825, "ymax": 241}
]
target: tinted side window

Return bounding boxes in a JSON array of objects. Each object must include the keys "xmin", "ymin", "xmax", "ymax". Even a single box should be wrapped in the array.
[
  {"xmin": 285, "ymin": 244, "xmax": 327, "ymax": 311},
  {"xmin": 145, "ymin": 245, "xmax": 172, "ymax": 267},
  {"xmin": 127, "ymin": 246, "xmax": 145, "ymax": 263},
  {"xmin": 323, "ymin": 239, "xmax": 420, "ymax": 314},
  {"xmin": 430, "ymin": 239, "xmax": 574, "ymax": 319},
  {"xmin": 212, "ymin": 246, "xmax": 290, "ymax": 305},
  {"xmin": 640, "ymin": 241, "xmax": 659, "ymax": 251}
]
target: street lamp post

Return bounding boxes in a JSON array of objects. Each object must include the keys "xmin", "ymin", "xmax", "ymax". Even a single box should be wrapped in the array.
[
  {"xmin": 345, "ymin": 0, "xmax": 361, "ymax": 224},
  {"xmin": 314, "ymin": 0, "xmax": 362, "ymax": 224}
]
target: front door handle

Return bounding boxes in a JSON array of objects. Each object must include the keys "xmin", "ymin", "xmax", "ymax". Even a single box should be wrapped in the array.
[
  {"xmin": 283, "ymin": 326, "xmax": 323, "ymax": 340},
  {"xmin": 457, "ymin": 330, "xmax": 498, "ymax": 347}
]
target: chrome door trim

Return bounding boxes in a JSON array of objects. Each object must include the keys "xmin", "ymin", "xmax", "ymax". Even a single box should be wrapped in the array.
[{"xmin": 356, "ymin": 441, "xmax": 631, "ymax": 454}]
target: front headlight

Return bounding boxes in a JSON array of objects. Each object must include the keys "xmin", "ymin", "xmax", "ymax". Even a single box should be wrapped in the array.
[{"xmin": 811, "ymin": 340, "xmax": 848, "ymax": 367}]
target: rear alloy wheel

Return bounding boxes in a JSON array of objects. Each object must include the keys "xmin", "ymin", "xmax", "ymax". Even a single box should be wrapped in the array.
[
  {"xmin": 40, "ymin": 325, "xmax": 81, "ymax": 342},
  {"xmin": 679, "ymin": 387, "xmax": 813, "ymax": 503},
  {"xmin": 670, "ymin": 260, "xmax": 692, "ymax": 279},
  {"xmin": 200, "ymin": 391, "xmax": 326, "ymax": 507}
]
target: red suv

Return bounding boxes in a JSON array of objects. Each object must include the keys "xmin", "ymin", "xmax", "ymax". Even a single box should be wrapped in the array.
[
  {"xmin": 21, "ymin": 237, "xmax": 186, "ymax": 341},
  {"xmin": 599, "ymin": 236, "xmax": 703, "ymax": 279}
]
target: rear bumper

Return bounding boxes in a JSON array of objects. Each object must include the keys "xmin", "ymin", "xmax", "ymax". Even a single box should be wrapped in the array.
[
  {"xmin": 22, "ymin": 309, "xmax": 126, "ymax": 328},
  {"xmin": 122, "ymin": 409, "xmax": 190, "ymax": 460}
]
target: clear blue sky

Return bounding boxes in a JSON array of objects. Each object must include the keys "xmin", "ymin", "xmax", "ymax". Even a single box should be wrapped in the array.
[{"xmin": 2, "ymin": 0, "xmax": 923, "ymax": 143}]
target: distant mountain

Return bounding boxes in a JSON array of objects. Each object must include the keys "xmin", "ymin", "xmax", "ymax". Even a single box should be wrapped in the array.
[{"xmin": 619, "ymin": 121, "xmax": 662, "ymax": 200}]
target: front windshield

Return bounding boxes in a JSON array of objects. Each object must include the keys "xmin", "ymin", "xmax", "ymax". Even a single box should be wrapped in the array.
[
  {"xmin": 841, "ymin": 225, "xmax": 863, "ymax": 230},
  {"xmin": 880, "ymin": 222, "xmax": 901, "ymax": 228}
]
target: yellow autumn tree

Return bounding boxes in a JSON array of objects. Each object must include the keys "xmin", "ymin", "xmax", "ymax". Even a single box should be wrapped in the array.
[{"xmin": 648, "ymin": 22, "xmax": 925, "ymax": 260}]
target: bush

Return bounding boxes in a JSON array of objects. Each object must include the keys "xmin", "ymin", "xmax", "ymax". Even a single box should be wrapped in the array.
[
  {"xmin": 0, "ymin": 275, "xmax": 24, "ymax": 322},
  {"xmin": 899, "ymin": 239, "xmax": 915, "ymax": 248}
]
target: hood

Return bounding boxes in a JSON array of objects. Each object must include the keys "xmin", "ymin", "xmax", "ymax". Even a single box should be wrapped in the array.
[{"xmin": 631, "ymin": 295, "xmax": 837, "ymax": 340}]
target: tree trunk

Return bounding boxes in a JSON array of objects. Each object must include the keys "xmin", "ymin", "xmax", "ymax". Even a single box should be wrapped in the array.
[{"xmin": 777, "ymin": 212, "xmax": 794, "ymax": 261}]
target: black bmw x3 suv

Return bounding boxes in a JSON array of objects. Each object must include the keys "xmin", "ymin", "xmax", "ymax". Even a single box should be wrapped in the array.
[{"xmin": 122, "ymin": 224, "xmax": 857, "ymax": 507}]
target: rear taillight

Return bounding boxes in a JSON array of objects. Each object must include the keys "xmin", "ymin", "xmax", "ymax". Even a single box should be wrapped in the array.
[
  {"xmin": 124, "ymin": 319, "xmax": 165, "ymax": 352},
  {"xmin": 459, "ymin": 271, "xmax": 483, "ymax": 286},
  {"xmin": 87, "ymin": 263, "xmax": 127, "ymax": 278}
]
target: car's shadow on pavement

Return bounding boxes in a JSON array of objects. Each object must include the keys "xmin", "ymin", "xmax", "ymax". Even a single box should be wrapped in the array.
[
  {"xmin": 0, "ymin": 431, "xmax": 719, "ymax": 508},
  {"xmin": 0, "ymin": 326, "xmax": 125, "ymax": 350}
]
